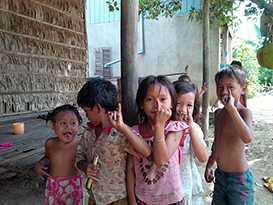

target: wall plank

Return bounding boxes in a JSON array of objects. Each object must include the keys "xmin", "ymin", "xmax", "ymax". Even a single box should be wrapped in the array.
[{"xmin": 0, "ymin": 0, "xmax": 87, "ymax": 114}]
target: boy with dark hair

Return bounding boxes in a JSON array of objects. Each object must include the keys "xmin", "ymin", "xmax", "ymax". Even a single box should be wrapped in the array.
[
  {"xmin": 76, "ymin": 78, "xmax": 150, "ymax": 205},
  {"xmin": 205, "ymin": 68, "xmax": 254, "ymax": 205},
  {"xmin": 230, "ymin": 60, "xmax": 242, "ymax": 70}
]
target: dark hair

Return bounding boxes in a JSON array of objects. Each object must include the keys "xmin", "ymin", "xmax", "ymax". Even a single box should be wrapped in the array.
[
  {"xmin": 230, "ymin": 60, "xmax": 242, "ymax": 69},
  {"xmin": 77, "ymin": 77, "xmax": 118, "ymax": 111},
  {"xmin": 215, "ymin": 66, "xmax": 247, "ymax": 86},
  {"xmin": 178, "ymin": 73, "xmax": 191, "ymax": 82},
  {"xmin": 173, "ymin": 81, "xmax": 200, "ymax": 122},
  {"xmin": 136, "ymin": 75, "xmax": 176, "ymax": 123},
  {"xmin": 45, "ymin": 104, "xmax": 82, "ymax": 124}
]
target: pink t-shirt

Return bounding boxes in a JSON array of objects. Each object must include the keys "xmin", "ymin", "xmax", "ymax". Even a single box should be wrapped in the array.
[{"xmin": 132, "ymin": 121, "xmax": 188, "ymax": 205}]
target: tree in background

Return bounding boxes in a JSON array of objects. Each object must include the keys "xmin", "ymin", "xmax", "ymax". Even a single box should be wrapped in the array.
[
  {"xmin": 233, "ymin": 40, "xmax": 262, "ymax": 98},
  {"xmin": 233, "ymin": 24, "xmax": 273, "ymax": 97},
  {"xmin": 106, "ymin": 0, "xmax": 273, "ymax": 127}
]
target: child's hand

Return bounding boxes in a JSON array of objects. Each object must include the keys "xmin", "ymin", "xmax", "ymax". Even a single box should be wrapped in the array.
[
  {"xmin": 186, "ymin": 107, "xmax": 194, "ymax": 127},
  {"xmin": 200, "ymin": 82, "xmax": 208, "ymax": 95},
  {"xmin": 204, "ymin": 166, "xmax": 214, "ymax": 183},
  {"xmin": 86, "ymin": 164, "xmax": 99, "ymax": 181},
  {"xmin": 108, "ymin": 103, "xmax": 125, "ymax": 130},
  {"xmin": 177, "ymin": 107, "xmax": 193, "ymax": 127},
  {"xmin": 155, "ymin": 101, "xmax": 172, "ymax": 125},
  {"xmin": 35, "ymin": 162, "xmax": 50, "ymax": 178},
  {"xmin": 222, "ymin": 89, "xmax": 235, "ymax": 109}
]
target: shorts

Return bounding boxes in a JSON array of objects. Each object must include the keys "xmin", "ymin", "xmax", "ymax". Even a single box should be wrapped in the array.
[
  {"xmin": 44, "ymin": 175, "xmax": 83, "ymax": 205},
  {"xmin": 212, "ymin": 168, "xmax": 254, "ymax": 205}
]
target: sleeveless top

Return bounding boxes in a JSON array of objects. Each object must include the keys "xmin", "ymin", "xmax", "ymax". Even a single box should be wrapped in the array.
[
  {"xmin": 132, "ymin": 120, "xmax": 188, "ymax": 205},
  {"xmin": 179, "ymin": 127, "xmax": 206, "ymax": 205}
]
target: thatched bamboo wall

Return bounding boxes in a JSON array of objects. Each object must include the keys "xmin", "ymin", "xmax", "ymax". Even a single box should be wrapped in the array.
[{"xmin": 0, "ymin": 0, "xmax": 87, "ymax": 114}]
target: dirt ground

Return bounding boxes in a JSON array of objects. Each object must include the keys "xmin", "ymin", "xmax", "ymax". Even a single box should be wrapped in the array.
[{"xmin": 0, "ymin": 95, "xmax": 272, "ymax": 205}]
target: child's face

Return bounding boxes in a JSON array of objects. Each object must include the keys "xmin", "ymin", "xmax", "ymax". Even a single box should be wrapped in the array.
[
  {"xmin": 176, "ymin": 92, "xmax": 195, "ymax": 122},
  {"xmin": 52, "ymin": 111, "xmax": 80, "ymax": 143},
  {"xmin": 217, "ymin": 77, "xmax": 244, "ymax": 104},
  {"xmin": 231, "ymin": 64, "xmax": 241, "ymax": 70},
  {"xmin": 82, "ymin": 105, "xmax": 101, "ymax": 126},
  {"xmin": 142, "ymin": 83, "xmax": 172, "ymax": 121}
]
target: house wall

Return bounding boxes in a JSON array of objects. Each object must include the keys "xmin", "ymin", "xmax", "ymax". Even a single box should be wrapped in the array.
[
  {"xmin": 136, "ymin": 16, "xmax": 220, "ymax": 103},
  {"xmin": 0, "ymin": 0, "xmax": 87, "ymax": 114},
  {"xmin": 87, "ymin": 15, "xmax": 220, "ymax": 103}
]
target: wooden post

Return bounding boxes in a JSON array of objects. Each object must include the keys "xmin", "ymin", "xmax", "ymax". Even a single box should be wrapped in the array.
[
  {"xmin": 121, "ymin": 0, "xmax": 139, "ymax": 125},
  {"xmin": 221, "ymin": 24, "xmax": 228, "ymax": 66},
  {"xmin": 201, "ymin": 0, "xmax": 210, "ymax": 139}
]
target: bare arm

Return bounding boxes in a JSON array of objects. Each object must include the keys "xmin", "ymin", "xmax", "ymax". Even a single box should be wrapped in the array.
[
  {"xmin": 190, "ymin": 122, "xmax": 208, "ymax": 163},
  {"xmin": 118, "ymin": 124, "xmax": 151, "ymax": 157},
  {"xmin": 204, "ymin": 110, "xmax": 220, "ymax": 183},
  {"xmin": 127, "ymin": 155, "xmax": 137, "ymax": 205},
  {"xmin": 108, "ymin": 103, "xmax": 151, "ymax": 157},
  {"xmin": 227, "ymin": 106, "xmax": 253, "ymax": 144},
  {"xmin": 153, "ymin": 125, "xmax": 182, "ymax": 167},
  {"xmin": 152, "ymin": 101, "xmax": 183, "ymax": 167},
  {"xmin": 207, "ymin": 109, "xmax": 221, "ymax": 168},
  {"xmin": 206, "ymin": 143, "xmax": 216, "ymax": 168},
  {"xmin": 204, "ymin": 142, "xmax": 217, "ymax": 183},
  {"xmin": 35, "ymin": 139, "xmax": 51, "ymax": 177}
]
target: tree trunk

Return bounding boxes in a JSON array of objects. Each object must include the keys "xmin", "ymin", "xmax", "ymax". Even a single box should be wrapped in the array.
[
  {"xmin": 221, "ymin": 24, "xmax": 228, "ymax": 66},
  {"xmin": 201, "ymin": 0, "xmax": 210, "ymax": 139},
  {"xmin": 121, "ymin": 0, "xmax": 139, "ymax": 125}
]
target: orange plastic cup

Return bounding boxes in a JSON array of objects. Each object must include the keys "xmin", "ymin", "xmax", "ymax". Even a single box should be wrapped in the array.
[{"xmin": 12, "ymin": 122, "xmax": 25, "ymax": 135}]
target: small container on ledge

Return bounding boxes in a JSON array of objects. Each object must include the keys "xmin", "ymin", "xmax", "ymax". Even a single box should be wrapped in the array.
[{"xmin": 12, "ymin": 122, "xmax": 25, "ymax": 135}]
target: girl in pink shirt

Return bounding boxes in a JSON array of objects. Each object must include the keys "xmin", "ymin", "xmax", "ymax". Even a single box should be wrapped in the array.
[{"xmin": 127, "ymin": 75, "xmax": 188, "ymax": 205}]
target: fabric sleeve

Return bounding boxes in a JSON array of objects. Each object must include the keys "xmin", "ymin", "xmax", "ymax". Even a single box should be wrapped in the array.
[
  {"xmin": 164, "ymin": 120, "xmax": 189, "ymax": 134},
  {"xmin": 76, "ymin": 130, "xmax": 89, "ymax": 163}
]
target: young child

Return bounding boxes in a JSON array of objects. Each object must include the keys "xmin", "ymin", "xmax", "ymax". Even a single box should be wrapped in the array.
[
  {"xmin": 76, "ymin": 78, "xmax": 151, "ymax": 205},
  {"xmin": 35, "ymin": 104, "xmax": 83, "ymax": 205},
  {"xmin": 174, "ymin": 81, "xmax": 208, "ymax": 205},
  {"xmin": 212, "ymin": 62, "xmax": 247, "ymax": 111},
  {"xmin": 230, "ymin": 60, "xmax": 242, "ymax": 70},
  {"xmin": 175, "ymin": 74, "xmax": 208, "ymax": 125},
  {"xmin": 205, "ymin": 67, "xmax": 254, "ymax": 204},
  {"xmin": 177, "ymin": 68, "xmax": 208, "ymax": 103},
  {"xmin": 127, "ymin": 75, "xmax": 188, "ymax": 205}
]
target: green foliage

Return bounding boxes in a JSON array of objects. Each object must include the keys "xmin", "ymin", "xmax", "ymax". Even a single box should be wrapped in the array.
[
  {"xmin": 139, "ymin": 0, "xmax": 182, "ymax": 19},
  {"xmin": 243, "ymin": 24, "xmax": 273, "ymax": 88},
  {"xmin": 106, "ymin": 0, "xmax": 272, "ymax": 28},
  {"xmin": 188, "ymin": 0, "xmax": 240, "ymax": 26},
  {"xmin": 259, "ymin": 67, "xmax": 273, "ymax": 86},
  {"xmin": 244, "ymin": 2, "xmax": 259, "ymax": 16},
  {"xmin": 209, "ymin": 0, "xmax": 237, "ymax": 26},
  {"xmin": 106, "ymin": 0, "xmax": 182, "ymax": 19},
  {"xmin": 233, "ymin": 35, "xmax": 273, "ymax": 97},
  {"xmin": 106, "ymin": 0, "xmax": 119, "ymax": 12},
  {"xmin": 233, "ymin": 42, "xmax": 262, "ymax": 98}
]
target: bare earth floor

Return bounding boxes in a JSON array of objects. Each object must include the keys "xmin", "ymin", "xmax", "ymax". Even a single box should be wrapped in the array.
[{"xmin": 0, "ymin": 95, "xmax": 272, "ymax": 205}]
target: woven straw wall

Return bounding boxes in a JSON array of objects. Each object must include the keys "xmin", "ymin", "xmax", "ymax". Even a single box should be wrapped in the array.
[{"xmin": 0, "ymin": 0, "xmax": 87, "ymax": 114}]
